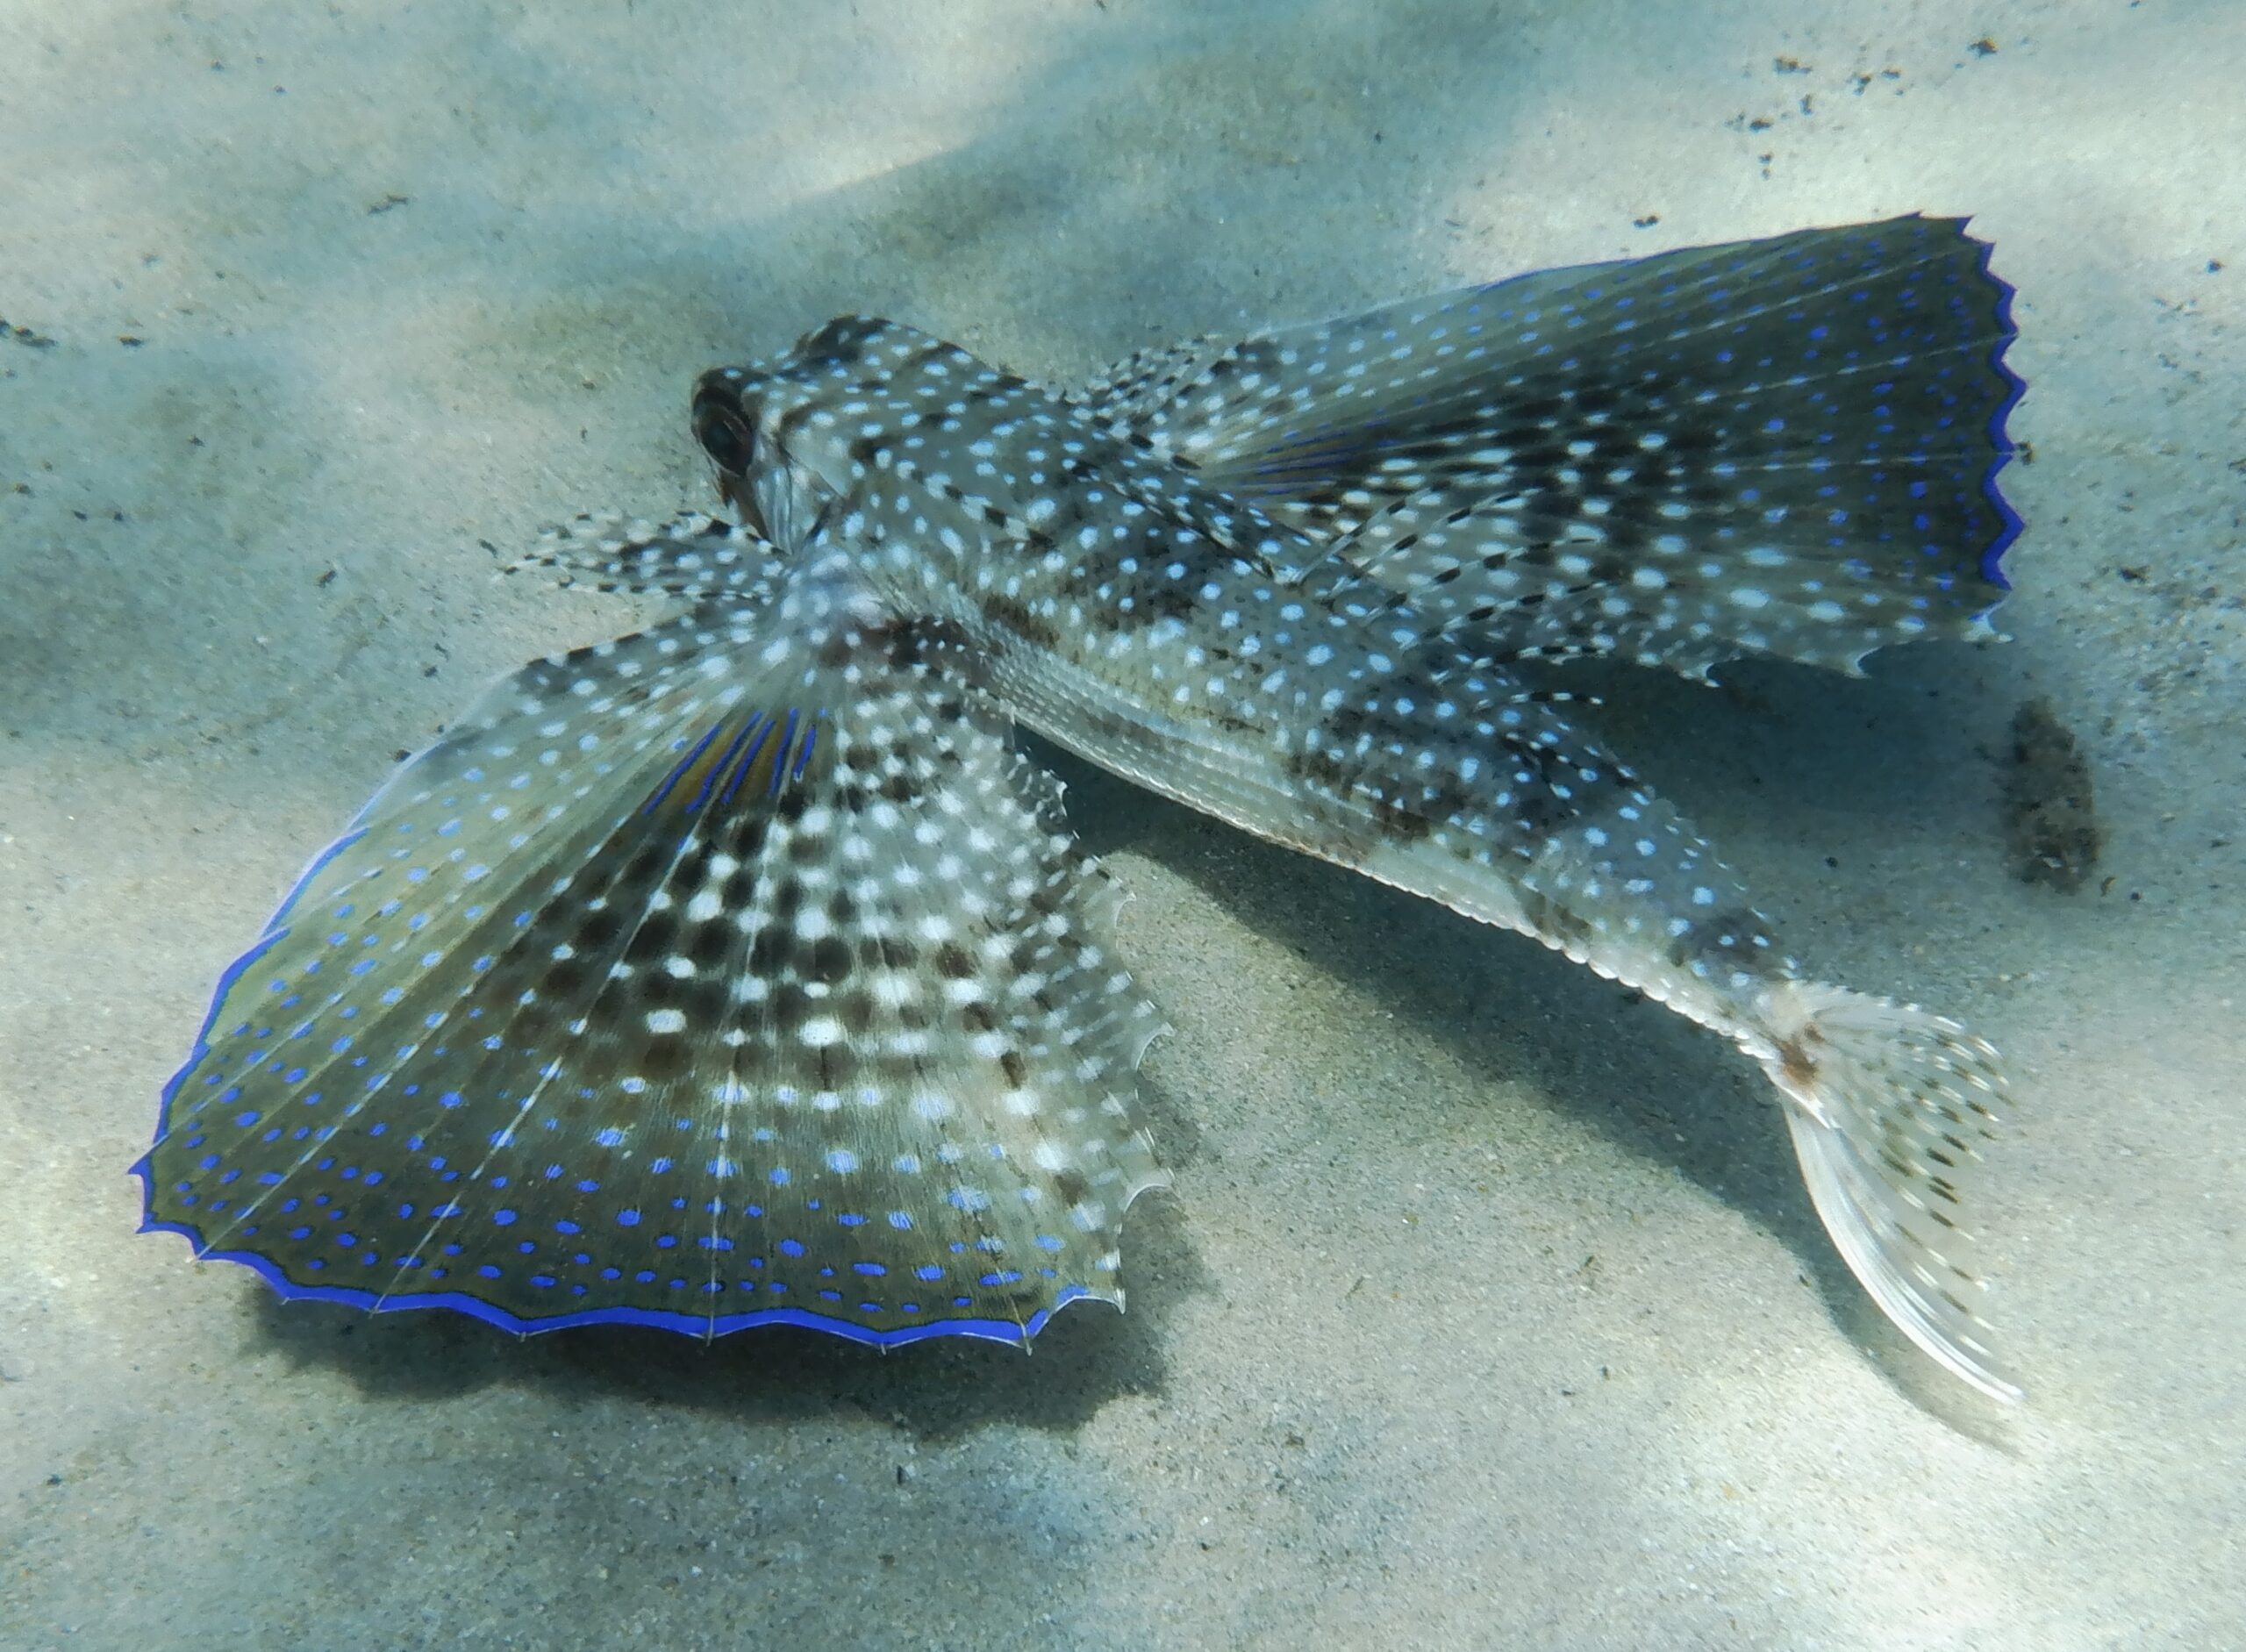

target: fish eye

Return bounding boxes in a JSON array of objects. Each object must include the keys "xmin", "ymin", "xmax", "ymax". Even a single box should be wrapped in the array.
[
  {"xmin": 691, "ymin": 369, "xmax": 761, "ymax": 476},
  {"xmin": 693, "ymin": 399, "xmax": 755, "ymax": 476}
]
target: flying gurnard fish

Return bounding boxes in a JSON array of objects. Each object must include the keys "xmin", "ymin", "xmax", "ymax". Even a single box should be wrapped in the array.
[{"xmin": 137, "ymin": 215, "xmax": 2026, "ymax": 1401}]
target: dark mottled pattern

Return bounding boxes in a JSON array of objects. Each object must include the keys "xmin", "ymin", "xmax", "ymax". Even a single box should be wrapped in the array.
[
  {"xmin": 143, "ymin": 555, "xmax": 1164, "ymax": 1343},
  {"xmin": 143, "ymin": 218, "xmax": 2023, "ymax": 1398},
  {"xmin": 1077, "ymin": 215, "xmax": 2023, "ymax": 678}
]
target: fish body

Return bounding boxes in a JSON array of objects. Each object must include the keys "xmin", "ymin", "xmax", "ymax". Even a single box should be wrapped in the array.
[{"xmin": 139, "ymin": 216, "xmax": 2025, "ymax": 1398}]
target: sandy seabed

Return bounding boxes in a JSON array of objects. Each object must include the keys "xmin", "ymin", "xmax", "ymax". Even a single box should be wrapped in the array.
[{"xmin": 2, "ymin": 3, "xmax": 2240, "ymax": 1648}]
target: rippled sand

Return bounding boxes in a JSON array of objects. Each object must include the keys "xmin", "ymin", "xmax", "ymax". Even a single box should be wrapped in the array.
[{"xmin": 2, "ymin": 3, "xmax": 2239, "ymax": 1646}]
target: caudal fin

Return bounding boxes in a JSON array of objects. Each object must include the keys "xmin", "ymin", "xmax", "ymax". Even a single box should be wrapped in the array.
[{"xmin": 1756, "ymin": 980, "xmax": 2020, "ymax": 1401}]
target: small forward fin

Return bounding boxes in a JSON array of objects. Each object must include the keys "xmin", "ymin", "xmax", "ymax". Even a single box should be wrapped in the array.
[{"xmin": 502, "ymin": 510, "xmax": 783, "ymax": 600}]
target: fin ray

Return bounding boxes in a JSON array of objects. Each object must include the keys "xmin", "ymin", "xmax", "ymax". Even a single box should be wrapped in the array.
[
  {"xmin": 503, "ymin": 510, "xmax": 784, "ymax": 600},
  {"xmin": 140, "ymin": 569, "xmax": 1168, "ymax": 1343},
  {"xmin": 1079, "ymin": 215, "xmax": 2023, "ymax": 676},
  {"xmin": 1758, "ymin": 982, "xmax": 2019, "ymax": 1400}
]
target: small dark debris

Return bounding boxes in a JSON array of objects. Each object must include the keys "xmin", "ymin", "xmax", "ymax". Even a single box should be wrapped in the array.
[
  {"xmin": 394, "ymin": 749, "xmax": 411, "ymax": 763},
  {"xmin": 1969, "ymin": 37, "xmax": 1999, "ymax": 56},
  {"xmin": 1633, "ymin": 213, "xmax": 1661, "ymax": 228},
  {"xmin": 2209, "ymin": 259, "xmax": 2225, "ymax": 274},
  {"xmin": 4, "ymin": 319, "xmax": 57, "ymax": 348},
  {"xmin": 368, "ymin": 193, "xmax": 411, "ymax": 216},
  {"xmin": 2017, "ymin": 440, "xmax": 2036, "ymax": 464},
  {"xmin": 1824, "ymin": 855, "xmax": 1839, "ymax": 869},
  {"xmin": 1748, "ymin": 116, "xmax": 1773, "ymax": 131},
  {"xmin": 2117, "ymin": 565, "xmax": 2149, "ymax": 583},
  {"xmin": 72, "ymin": 509, "xmax": 87, "ymax": 521},
  {"xmin": 1774, "ymin": 55, "xmax": 1810, "ymax": 75},
  {"xmin": 2002, "ymin": 699, "xmax": 2100, "ymax": 891},
  {"xmin": 423, "ymin": 664, "xmax": 440, "ymax": 678},
  {"xmin": 1799, "ymin": 95, "xmax": 1815, "ymax": 116},
  {"xmin": 118, "ymin": 334, "xmax": 144, "ymax": 347},
  {"xmin": 318, "ymin": 567, "xmax": 338, "ymax": 588},
  {"xmin": 46, "ymin": 1473, "xmax": 63, "ymax": 1487}
]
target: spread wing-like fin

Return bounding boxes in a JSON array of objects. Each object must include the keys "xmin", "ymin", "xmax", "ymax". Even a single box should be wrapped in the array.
[
  {"xmin": 139, "ymin": 574, "xmax": 1167, "ymax": 1345},
  {"xmin": 1077, "ymin": 216, "xmax": 2024, "ymax": 677}
]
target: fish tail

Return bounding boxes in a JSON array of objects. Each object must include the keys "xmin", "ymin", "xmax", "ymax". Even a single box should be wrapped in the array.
[
  {"xmin": 1753, "ymin": 979, "xmax": 2019, "ymax": 1401},
  {"xmin": 1041, "ymin": 595, "xmax": 2027, "ymax": 1398}
]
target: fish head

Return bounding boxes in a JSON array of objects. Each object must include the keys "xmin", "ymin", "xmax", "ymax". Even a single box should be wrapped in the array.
[
  {"xmin": 690, "ymin": 357, "xmax": 789, "ymax": 540},
  {"xmin": 693, "ymin": 316, "xmax": 945, "ymax": 550}
]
